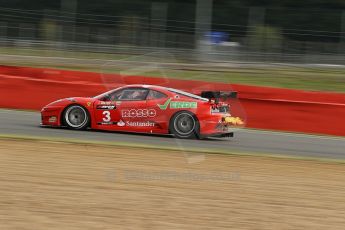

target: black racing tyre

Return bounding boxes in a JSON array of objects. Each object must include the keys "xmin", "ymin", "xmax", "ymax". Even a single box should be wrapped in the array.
[
  {"xmin": 169, "ymin": 111, "xmax": 200, "ymax": 139},
  {"xmin": 62, "ymin": 105, "xmax": 90, "ymax": 130}
]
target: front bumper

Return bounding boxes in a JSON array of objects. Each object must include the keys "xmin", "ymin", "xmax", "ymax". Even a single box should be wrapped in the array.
[{"xmin": 41, "ymin": 107, "xmax": 62, "ymax": 126}]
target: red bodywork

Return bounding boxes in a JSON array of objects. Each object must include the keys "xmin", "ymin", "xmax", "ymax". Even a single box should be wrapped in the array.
[{"xmin": 41, "ymin": 85, "xmax": 236, "ymax": 138}]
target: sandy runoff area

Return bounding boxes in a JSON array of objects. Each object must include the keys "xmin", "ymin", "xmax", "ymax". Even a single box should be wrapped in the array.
[{"xmin": 0, "ymin": 139, "xmax": 344, "ymax": 229}]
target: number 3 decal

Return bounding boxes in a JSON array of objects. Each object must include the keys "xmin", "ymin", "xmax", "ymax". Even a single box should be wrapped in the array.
[{"xmin": 102, "ymin": 111, "xmax": 111, "ymax": 122}]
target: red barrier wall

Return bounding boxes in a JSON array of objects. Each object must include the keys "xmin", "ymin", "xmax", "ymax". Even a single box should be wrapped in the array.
[{"xmin": 1, "ymin": 65, "xmax": 345, "ymax": 136}]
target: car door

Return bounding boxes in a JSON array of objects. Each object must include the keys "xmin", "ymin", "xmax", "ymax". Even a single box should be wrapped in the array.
[
  {"xmin": 111, "ymin": 87, "xmax": 151, "ymax": 131},
  {"xmin": 93, "ymin": 91, "xmax": 121, "ymax": 128},
  {"xmin": 145, "ymin": 89, "xmax": 170, "ymax": 129}
]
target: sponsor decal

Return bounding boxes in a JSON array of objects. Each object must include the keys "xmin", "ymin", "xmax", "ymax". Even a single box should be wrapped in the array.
[
  {"xmin": 157, "ymin": 98, "xmax": 171, "ymax": 110},
  {"xmin": 102, "ymin": 111, "xmax": 111, "ymax": 122},
  {"xmin": 97, "ymin": 105, "xmax": 116, "ymax": 110},
  {"xmin": 117, "ymin": 120, "xmax": 125, "ymax": 127},
  {"xmin": 116, "ymin": 120, "xmax": 155, "ymax": 127},
  {"xmin": 100, "ymin": 101, "xmax": 116, "ymax": 105},
  {"xmin": 97, "ymin": 121, "xmax": 116, "ymax": 125},
  {"xmin": 122, "ymin": 109, "xmax": 156, "ymax": 118},
  {"xmin": 127, "ymin": 121, "xmax": 155, "ymax": 127},
  {"xmin": 170, "ymin": 101, "xmax": 197, "ymax": 109},
  {"xmin": 157, "ymin": 98, "xmax": 197, "ymax": 110},
  {"xmin": 97, "ymin": 101, "xmax": 116, "ymax": 110},
  {"xmin": 48, "ymin": 116, "xmax": 57, "ymax": 123},
  {"xmin": 211, "ymin": 105, "xmax": 229, "ymax": 114}
]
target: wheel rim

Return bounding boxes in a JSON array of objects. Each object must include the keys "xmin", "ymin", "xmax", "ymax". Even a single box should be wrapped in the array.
[
  {"xmin": 65, "ymin": 106, "xmax": 88, "ymax": 128},
  {"xmin": 173, "ymin": 113, "xmax": 195, "ymax": 136}
]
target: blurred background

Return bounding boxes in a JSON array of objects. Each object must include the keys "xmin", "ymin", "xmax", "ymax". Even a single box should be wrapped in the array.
[
  {"xmin": 1, "ymin": 2, "xmax": 345, "ymax": 229},
  {"xmin": 0, "ymin": 0, "xmax": 344, "ymax": 64}
]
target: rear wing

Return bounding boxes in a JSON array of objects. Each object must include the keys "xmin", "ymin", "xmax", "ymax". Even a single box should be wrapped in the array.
[{"xmin": 201, "ymin": 91, "xmax": 238, "ymax": 103}]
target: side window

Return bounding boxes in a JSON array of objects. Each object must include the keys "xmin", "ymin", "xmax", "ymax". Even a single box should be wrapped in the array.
[
  {"xmin": 111, "ymin": 88, "xmax": 148, "ymax": 101},
  {"xmin": 147, "ymin": 90, "xmax": 168, "ymax": 100},
  {"xmin": 107, "ymin": 89, "xmax": 124, "ymax": 101}
]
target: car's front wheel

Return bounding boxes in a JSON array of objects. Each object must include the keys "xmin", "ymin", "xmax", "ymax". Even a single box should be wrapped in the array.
[
  {"xmin": 62, "ymin": 105, "xmax": 90, "ymax": 130},
  {"xmin": 169, "ymin": 111, "xmax": 199, "ymax": 139}
]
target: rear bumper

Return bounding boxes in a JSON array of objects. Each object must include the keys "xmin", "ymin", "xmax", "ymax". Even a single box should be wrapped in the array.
[
  {"xmin": 199, "ymin": 114, "xmax": 243, "ymax": 138},
  {"xmin": 200, "ymin": 119, "xmax": 234, "ymax": 136}
]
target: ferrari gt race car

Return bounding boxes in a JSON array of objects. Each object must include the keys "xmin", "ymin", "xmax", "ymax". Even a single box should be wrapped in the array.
[{"xmin": 41, "ymin": 85, "xmax": 243, "ymax": 139}]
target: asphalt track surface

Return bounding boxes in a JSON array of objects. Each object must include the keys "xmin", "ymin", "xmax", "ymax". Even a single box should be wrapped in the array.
[{"xmin": 1, "ymin": 109, "xmax": 345, "ymax": 160}]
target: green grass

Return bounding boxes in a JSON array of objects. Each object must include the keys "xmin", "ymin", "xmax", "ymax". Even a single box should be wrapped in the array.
[
  {"xmin": 1, "ymin": 47, "xmax": 345, "ymax": 92},
  {"xmin": 0, "ymin": 46, "xmax": 132, "ymax": 60},
  {"xmin": 146, "ymin": 69, "xmax": 345, "ymax": 92}
]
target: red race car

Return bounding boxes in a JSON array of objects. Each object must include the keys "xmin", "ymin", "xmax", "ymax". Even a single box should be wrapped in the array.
[{"xmin": 41, "ymin": 85, "xmax": 242, "ymax": 139}]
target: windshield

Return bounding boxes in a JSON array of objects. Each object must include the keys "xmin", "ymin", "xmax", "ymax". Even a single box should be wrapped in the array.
[{"xmin": 94, "ymin": 89, "xmax": 116, "ymax": 100}]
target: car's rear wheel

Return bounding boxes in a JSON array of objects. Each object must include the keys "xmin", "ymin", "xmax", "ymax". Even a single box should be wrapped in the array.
[
  {"xmin": 63, "ymin": 105, "xmax": 89, "ymax": 130},
  {"xmin": 169, "ymin": 111, "xmax": 199, "ymax": 139}
]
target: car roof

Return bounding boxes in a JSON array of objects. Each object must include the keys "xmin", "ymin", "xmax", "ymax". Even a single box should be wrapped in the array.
[
  {"xmin": 125, "ymin": 84, "xmax": 167, "ymax": 90},
  {"xmin": 95, "ymin": 84, "xmax": 208, "ymax": 101}
]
